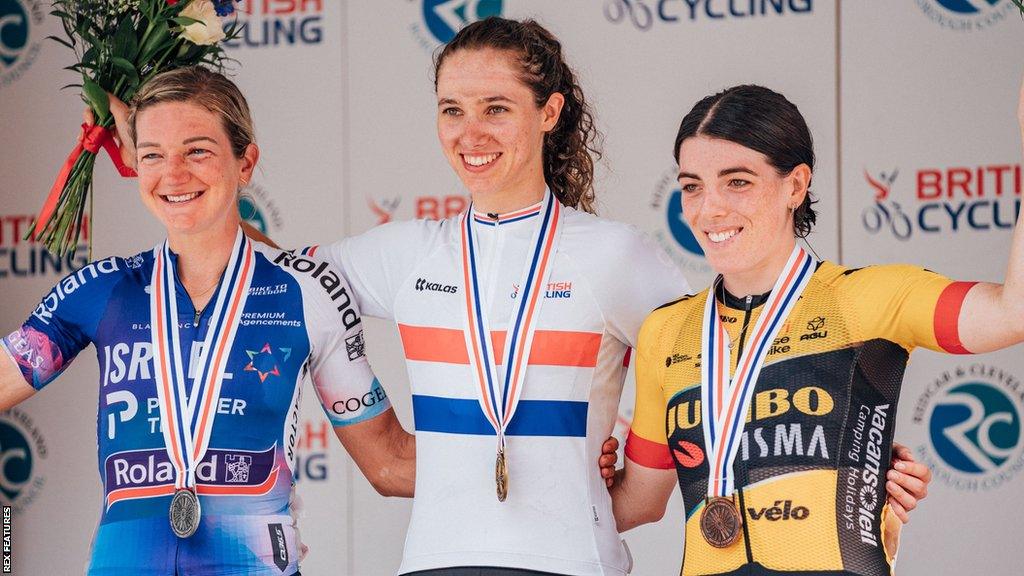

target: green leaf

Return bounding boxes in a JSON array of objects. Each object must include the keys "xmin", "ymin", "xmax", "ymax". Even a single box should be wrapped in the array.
[
  {"xmin": 82, "ymin": 78, "xmax": 110, "ymax": 122},
  {"xmin": 111, "ymin": 56, "xmax": 140, "ymax": 85},
  {"xmin": 113, "ymin": 16, "xmax": 139, "ymax": 62},
  {"xmin": 138, "ymin": 20, "xmax": 171, "ymax": 64},
  {"xmin": 45, "ymin": 34, "xmax": 75, "ymax": 50},
  {"xmin": 60, "ymin": 83, "xmax": 83, "ymax": 91},
  {"xmin": 172, "ymin": 16, "xmax": 202, "ymax": 27}
]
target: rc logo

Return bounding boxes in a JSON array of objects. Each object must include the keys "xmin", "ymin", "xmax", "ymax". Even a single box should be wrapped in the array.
[
  {"xmin": 239, "ymin": 184, "xmax": 284, "ymax": 236},
  {"xmin": 648, "ymin": 167, "xmax": 711, "ymax": 280},
  {"xmin": 0, "ymin": 408, "xmax": 47, "ymax": 515},
  {"xmin": 0, "ymin": 0, "xmax": 43, "ymax": 89},
  {"xmin": 913, "ymin": 364, "xmax": 1024, "ymax": 492},
  {"xmin": 410, "ymin": 0, "xmax": 503, "ymax": 52},
  {"xmin": 916, "ymin": 0, "xmax": 1016, "ymax": 31}
]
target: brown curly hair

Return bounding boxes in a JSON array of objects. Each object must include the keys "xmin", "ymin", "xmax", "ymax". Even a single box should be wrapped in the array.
[{"xmin": 433, "ymin": 17, "xmax": 602, "ymax": 214}]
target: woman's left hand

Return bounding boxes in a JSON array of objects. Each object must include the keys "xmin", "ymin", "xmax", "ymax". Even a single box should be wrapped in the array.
[{"xmin": 885, "ymin": 442, "xmax": 931, "ymax": 523}]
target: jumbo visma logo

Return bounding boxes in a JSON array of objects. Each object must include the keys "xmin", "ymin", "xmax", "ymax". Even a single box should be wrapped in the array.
[
  {"xmin": 913, "ymin": 364, "xmax": 1024, "ymax": 492},
  {"xmin": 930, "ymin": 382, "xmax": 1020, "ymax": 474}
]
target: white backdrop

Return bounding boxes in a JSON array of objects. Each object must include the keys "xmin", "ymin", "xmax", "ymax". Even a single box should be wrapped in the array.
[{"xmin": 0, "ymin": 0, "xmax": 1022, "ymax": 574}]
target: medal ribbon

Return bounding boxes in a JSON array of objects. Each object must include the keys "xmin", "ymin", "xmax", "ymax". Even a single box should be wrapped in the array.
[
  {"xmin": 150, "ymin": 229, "xmax": 255, "ymax": 490},
  {"xmin": 700, "ymin": 245, "xmax": 815, "ymax": 497},
  {"xmin": 460, "ymin": 191, "xmax": 562, "ymax": 458}
]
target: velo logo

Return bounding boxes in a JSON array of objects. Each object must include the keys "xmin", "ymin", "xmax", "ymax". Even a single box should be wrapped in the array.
[
  {"xmin": 913, "ymin": 364, "xmax": 1024, "ymax": 492},
  {"xmin": 916, "ymin": 0, "xmax": 1016, "ymax": 31},
  {"xmin": 0, "ymin": 0, "xmax": 43, "ymax": 89},
  {"xmin": 0, "ymin": 408, "xmax": 47, "ymax": 514}
]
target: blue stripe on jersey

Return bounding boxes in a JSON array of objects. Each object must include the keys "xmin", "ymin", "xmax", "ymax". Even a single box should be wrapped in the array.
[{"xmin": 412, "ymin": 395, "xmax": 588, "ymax": 437}]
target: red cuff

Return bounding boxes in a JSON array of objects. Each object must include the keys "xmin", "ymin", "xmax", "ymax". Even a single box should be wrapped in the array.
[
  {"xmin": 625, "ymin": 430, "xmax": 674, "ymax": 469},
  {"xmin": 934, "ymin": 281, "xmax": 977, "ymax": 354}
]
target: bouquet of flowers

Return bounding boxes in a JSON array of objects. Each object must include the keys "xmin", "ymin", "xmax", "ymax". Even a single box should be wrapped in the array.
[{"xmin": 29, "ymin": 0, "xmax": 240, "ymax": 256}]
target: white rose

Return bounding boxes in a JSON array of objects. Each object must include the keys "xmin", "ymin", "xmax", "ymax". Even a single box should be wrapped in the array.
[{"xmin": 179, "ymin": 0, "xmax": 226, "ymax": 46}]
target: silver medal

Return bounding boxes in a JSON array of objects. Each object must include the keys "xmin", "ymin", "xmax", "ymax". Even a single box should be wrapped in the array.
[{"xmin": 170, "ymin": 489, "xmax": 201, "ymax": 538}]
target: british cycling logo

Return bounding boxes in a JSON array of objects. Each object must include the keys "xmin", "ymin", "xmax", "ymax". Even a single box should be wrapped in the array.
[
  {"xmin": 0, "ymin": 0, "xmax": 43, "ymax": 89},
  {"xmin": 239, "ymin": 184, "xmax": 284, "ymax": 235},
  {"xmin": 916, "ymin": 0, "xmax": 1016, "ymax": 31},
  {"xmin": 223, "ymin": 0, "xmax": 324, "ymax": 49},
  {"xmin": 603, "ymin": 0, "xmax": 812, "ymax": 31},
  {"xmin": 1, "ymin": 214, "xmax": 90, "ymax": 279},
  {"xmin": 0, "ymin": 408, "xmax": 47, "ymax": 515},
  {"xmin": 367, "ymin": 195, "xmax": 401, "ymax": 226},
  {"xmin": 409, "ymin": 0, "xmax": 503, "ymax": 51},
  {"xmin": 861, "ymin": 165, "xmax": 1021, "ymax": 241},
  {"xmin": 649, "ymin": 167, "xmax": 711, "ymax": 277},
  {"xmin": 913, "ymin": 364, "xmax": 1024, "ymax": 491}
]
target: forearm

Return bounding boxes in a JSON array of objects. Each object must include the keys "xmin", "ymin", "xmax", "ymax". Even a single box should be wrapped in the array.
[
  {"xmin": 609, "ymin": 462, "xmax": 675, "ymax": 532},
  {"xmin": 334, "ymin": 408, "xmax": 415, "ymax": 497},
  {"xmin": 370, "ymin": 422, "xmax": 415, "ymax": 497}
]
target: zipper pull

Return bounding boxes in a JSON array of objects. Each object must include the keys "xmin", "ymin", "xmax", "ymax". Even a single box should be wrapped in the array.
[
  {"xmin": 193, "ymin": 308, "xmax": 202, "ymax": 326},
  {"xmin": 745, "ymin": 295, "xmax": 753, "ymax": 311}
]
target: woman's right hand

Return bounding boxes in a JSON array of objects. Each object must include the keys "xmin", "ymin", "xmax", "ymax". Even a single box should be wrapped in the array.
[{"xmin": 83, "ymin": 93, "xmax": 136, "ymax": 170}]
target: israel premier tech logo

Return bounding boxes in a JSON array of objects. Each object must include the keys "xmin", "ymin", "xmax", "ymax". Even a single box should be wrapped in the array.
[
  {"xmin": 648, "ymin": 167, "xmax": 711, "ymax": 277},
  {"xmin": 912, "ymin": 364, "xmax": 1024, "ymax": 492},
  {"xmin": 0, "ymin": 408, "xmax": 47, "ymax": 515},
  {"xmin": 602, "ymin": 0, "xmax": 812, "ymax": 30},
  {"xmin": 409, "ymin": 0, "xmax": 503, "ymax": 51},
  {"xmin": 224, "ymin": 0, "xmax": 324, "ymax": 49},
  {"xmin": 861, "ymin": 164, "xmax": 1021, "ymax": 241},
  {"xmin": 0, "ymin": 0, "xmax": 44, "ymax": 89},
  {"xmin": 916, "ymin": 0, "xmax": 1016, "ymax": 31}
]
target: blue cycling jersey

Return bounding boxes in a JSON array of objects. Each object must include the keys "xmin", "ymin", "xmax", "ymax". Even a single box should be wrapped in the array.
[{"xmin": 1, "ymin": 240, "xmax": 389, "ymax": 575}]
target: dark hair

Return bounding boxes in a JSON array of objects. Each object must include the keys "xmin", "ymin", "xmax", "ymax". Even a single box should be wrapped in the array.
[
  {"xmin": 128, "ymin": 66, "xmax": 255, "ymax": 159},
  {"xmin": 673, "ymin": 85, "xmax": 817, "ymax": 238},
  {"xmin": 434, "ymin": 17, "xmax": 601, "ymax": 214}
]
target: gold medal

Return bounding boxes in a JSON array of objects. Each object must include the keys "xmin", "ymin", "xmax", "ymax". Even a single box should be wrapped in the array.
[
  {"xmin": 495, "ymin": 449, "xmax": 508, "ymax": 502},
  {"xmin": 700, "ymin": 496, "xmax": 741, "ymax": 548}
]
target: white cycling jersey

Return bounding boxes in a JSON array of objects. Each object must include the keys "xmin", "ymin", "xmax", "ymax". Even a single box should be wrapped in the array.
[{"xmin": 314, "ymin": 195, "xmax": 690, "ymax": 575}]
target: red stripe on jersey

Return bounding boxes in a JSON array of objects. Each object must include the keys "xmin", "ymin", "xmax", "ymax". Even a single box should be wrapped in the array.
[
  {"xmin": 625, "ymin": 429, "xmax": 674, "ymax": 469},
  {"xmin": 399, "ymin": 324, "xmax": 602, "ymax": 367},
  {"xmin": 934, "ymin": 281, "xmax": 976, "ymax": 354}
]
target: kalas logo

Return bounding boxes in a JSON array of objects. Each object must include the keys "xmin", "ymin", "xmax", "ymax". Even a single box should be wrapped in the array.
[
  {"xmin": 603, "ymin": 0, "xmax": 812, "ymax": 31},
  {"xmin": 861, "ymin": 165, "xmax": 1021, "ymax": 241},
  {"xmin": 0, "ymin": 0, "xmax": 43, "ymax": 89},
  {"xmin": 224, "ymin": 0, "xmax": 324, "ymax": 49},
  {"xmin": 913, "ymin": 364, "xmax": 1024, "ymax": 492},
  {"xmin": 0, "ymin": 408, "xmax": 47, "ymax": 515},
  {"xmin": 649, "ymin": 168, "xmax": 711, "ymax": 278},
  {"xmin": 0, "ymin": 214, "xmax": 89, "ymax": 278},
  {"xmin": 916, "ymin": 0, "xmax": 1015, "ymax": 31},
  {"xmin": 410, "ymin": 0, "xmax": 503, "ymax": 52}
]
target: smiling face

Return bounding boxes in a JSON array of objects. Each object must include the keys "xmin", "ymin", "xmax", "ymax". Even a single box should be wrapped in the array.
[
  {"xmin": 435, "ymin": 48, "xmax": 563, "ymax": 212},
  {"xmin": 677, "ymin": 135, "xmax": 809, "ymax": 291},
  {"xmin": 135, "ymin": 101, "xmax": 256, "ymax": 241}
]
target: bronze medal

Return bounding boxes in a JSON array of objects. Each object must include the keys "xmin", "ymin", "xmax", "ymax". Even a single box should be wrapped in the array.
[
  {"xmin": 170, "ymin": 488, "xmax": 201, "ymax": 538},
  {"xmin": 495, "ymin": 449, "xmax": 508, "ymax": 502},
  {"xmin": 700, "ymin": 496, "xmax": 741, "ymax": 548}
]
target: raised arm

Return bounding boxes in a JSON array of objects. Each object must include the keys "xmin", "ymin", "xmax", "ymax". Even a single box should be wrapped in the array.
[
  {"xmin": 0, "ymin": 347, "xmax": 36, "ymax": 410},
  {"xmin": 956, "ymin": 79, "xmax": 1024, "ymax": 353}
]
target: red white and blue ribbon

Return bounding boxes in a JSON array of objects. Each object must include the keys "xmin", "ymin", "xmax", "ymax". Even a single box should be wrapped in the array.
[
  {"xmin": 460, "ymin": 191, "xmax": 562, "ymax": 461},
  {"xmin": 150, "ymin": 228, "xmax": 255, "ymax": 491},
  {"xmin": 700, "ymin": 244, "xmax": 815, "ymax": 497}
]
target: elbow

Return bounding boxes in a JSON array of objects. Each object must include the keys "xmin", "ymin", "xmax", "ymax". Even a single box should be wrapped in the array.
[
  {"xmin": 367, "ymin": 469, "xmax": 413, "ymax": 498},
  {"xmin": 641, "ymin": 502, "xmax": 666, "ymax": 524}
]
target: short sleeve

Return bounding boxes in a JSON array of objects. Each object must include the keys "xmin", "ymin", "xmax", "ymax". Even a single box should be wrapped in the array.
[
  {"xmin": 1, "ymin": 258, "xmax": 119, "ymax": 389},
  {"xmin": 289, "ymin": 253, "xmax": 393, "ymax": 427},
  {"xmin": 839, "ymin": 264, "xmax": 976, "ymax": 354},
  {"xmin": 310, "ymin": 219, "xmax": 443, "ymax": 321},
  {"xmin": 625, "ymin": 311, "xmax": 675, "ymax": 469}
]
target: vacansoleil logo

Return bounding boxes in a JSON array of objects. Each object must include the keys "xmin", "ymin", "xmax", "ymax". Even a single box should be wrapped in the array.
[
  {"xmin": 913, "ymin": 364, "xmax": 1024, "ymax": 492},
  {"xmin": 0, "ymin": 0, "xmax": 44, "ymax": 89}
]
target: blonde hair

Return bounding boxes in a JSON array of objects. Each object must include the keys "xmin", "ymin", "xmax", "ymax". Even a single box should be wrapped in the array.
[{"xmin": 128, "ymin": 66, "xmax": 255, "ymax": 158}]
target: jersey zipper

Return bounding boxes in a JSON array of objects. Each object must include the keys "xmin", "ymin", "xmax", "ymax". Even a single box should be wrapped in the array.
[{"xmin": 734, "ymin": 295, "xmax": 754, "ymax": 358}]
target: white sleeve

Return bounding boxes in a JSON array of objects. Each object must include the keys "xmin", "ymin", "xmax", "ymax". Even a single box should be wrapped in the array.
[
  {"xmin": 277, "ymin": 249, "xmax": 392, "ymax": 427},
  {"xmin": 318, "ymin": 219, "xmax": 442, "ymax": 320},
  {"xmin": 582, "ymin": 223, "xmax": 691, "ymax": 348}
]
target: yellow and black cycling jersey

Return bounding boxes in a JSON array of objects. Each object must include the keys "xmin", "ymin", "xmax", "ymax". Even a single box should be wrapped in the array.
[{"xmin": 626, "ymin": 262, "xmax": 975, "ymax": 576}]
